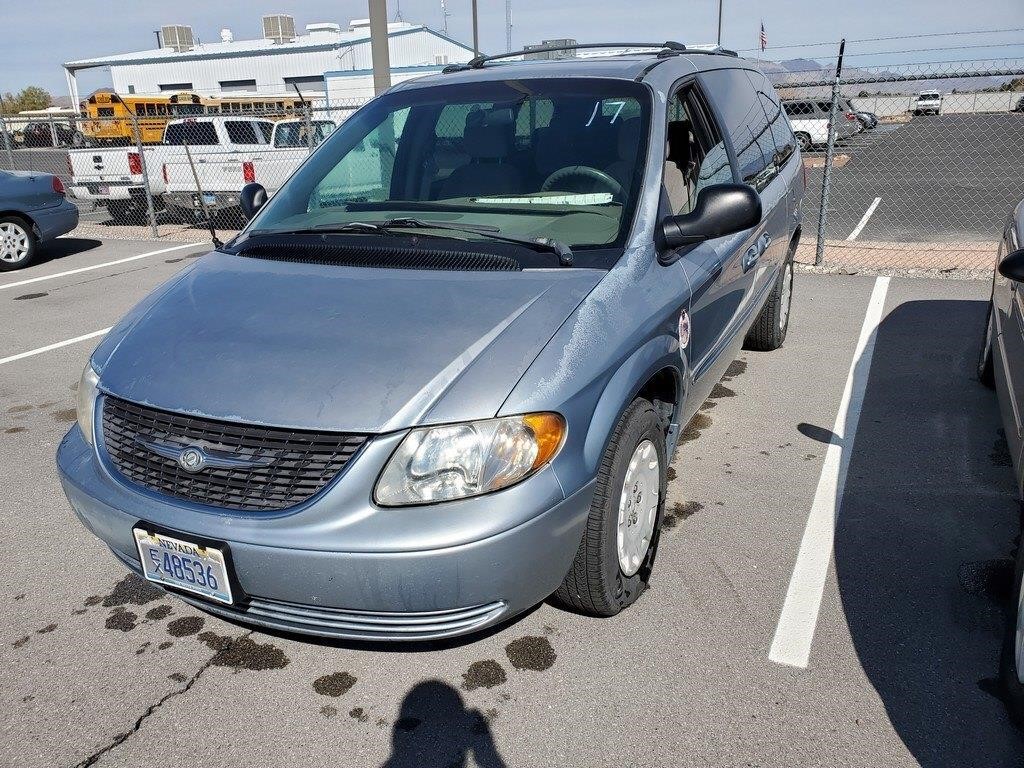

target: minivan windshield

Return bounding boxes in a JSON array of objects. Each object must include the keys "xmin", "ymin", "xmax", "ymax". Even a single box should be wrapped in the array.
[{"xmin": 247, "ymin": 78, "xmax": 652, "ymax": 251}]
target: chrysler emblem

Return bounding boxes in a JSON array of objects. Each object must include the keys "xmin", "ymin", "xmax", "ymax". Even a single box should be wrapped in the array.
[{"xmin": 178, "ymin": 447, "xmax": 206, "ymax": 472}]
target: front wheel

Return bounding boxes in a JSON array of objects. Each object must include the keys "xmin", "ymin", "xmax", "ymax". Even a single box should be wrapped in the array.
[
  {"xmin": 0, "ymin": 216, "xmax": 37, "ymax": 271},
  {"xmin": 553, "ymin": 398, "xmax": 667, "ymax": 617},
  {"xmin": 979, "ymin": 302, "xmax": 996, "ymax": 388},
  {"xmin": 744, "ymin": 245, "xmax": 795, "ymax": 351},
  {"xmin": 795, "ymin": 132, "xmax": 811, "ymax": 152}
]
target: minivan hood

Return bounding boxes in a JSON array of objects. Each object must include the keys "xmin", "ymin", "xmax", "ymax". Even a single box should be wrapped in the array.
[{"xmin": 94, "ymin": 252, "xmax": 602, "ymax": 433}]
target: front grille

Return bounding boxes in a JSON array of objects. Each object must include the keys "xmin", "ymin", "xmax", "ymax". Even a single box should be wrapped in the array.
[{"xmin": 101, "ymin": 396, "xmax": 368, "ymax": 511}]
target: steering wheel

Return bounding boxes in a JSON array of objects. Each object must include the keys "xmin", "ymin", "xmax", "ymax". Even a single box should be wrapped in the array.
[{"xmin": 541, "ymin": 166, "xmax": 624, "ymax": 200}]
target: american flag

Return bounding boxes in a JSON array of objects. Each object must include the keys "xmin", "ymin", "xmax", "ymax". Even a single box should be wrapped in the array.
[{"xmin": 760, "ymin": 21, "xmax": 768, "ymax": 52}]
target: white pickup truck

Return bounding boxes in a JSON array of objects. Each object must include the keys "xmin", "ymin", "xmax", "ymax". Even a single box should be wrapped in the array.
[
  {"xmin": 162, "ymin": 116, "xmax": 334, "ymax": 220},
  {"xmin": 67, "ymin": 145, "xmax": 171, "ymax": 221}
]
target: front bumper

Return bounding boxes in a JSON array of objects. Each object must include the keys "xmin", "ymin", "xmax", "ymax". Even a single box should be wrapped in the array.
[{"xmin": 57, "ymin": 426, "xmax": 594, "ymax": 641}]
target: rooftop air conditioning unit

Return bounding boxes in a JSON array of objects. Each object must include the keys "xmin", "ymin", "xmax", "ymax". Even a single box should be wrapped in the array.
[
  {"xmin": 263, "ymin": 14, "xmax": 297, "ymax": 44},
  {"xmin": 161, "ymin": 25, "xmax": 195, "ymax": 52}
]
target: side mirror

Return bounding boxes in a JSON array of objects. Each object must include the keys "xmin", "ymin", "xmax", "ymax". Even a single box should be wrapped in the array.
[
  {"xmin": 659, "ymin": 184, "xmax": 762, "ymax": 260},
  {"xmin": 998, "ymin": 248, "xmax": 1024, "ymax": 283},
  {"xmin": 240, "ymin": 183, "xmax": 268, "ymax": 220}
]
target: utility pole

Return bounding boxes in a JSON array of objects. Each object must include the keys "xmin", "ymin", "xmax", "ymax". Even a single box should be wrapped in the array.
[
  {"xmin": 505, "ymin": 0, "xmax": 512, "ymax": 53},
  {"xmin": 368, "ymin": 0, "xmax": 392, "ymax": 95},
  {"xmin": 716, "ymin": 0, "xmax": 723, "ymax": 46},
  {"xmin": 471, "ymin": 0, "xmax": 479, "ymax": 55},
  {"xmin": 440, "ymin": 0, "xmax": 451, "ymax": 36}
]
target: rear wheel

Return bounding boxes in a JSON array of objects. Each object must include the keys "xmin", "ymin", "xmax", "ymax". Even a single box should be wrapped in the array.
[
  {"xmin": 0, "ymin": 216, "xmax": 36, "ymax": 271},
  {"xmin": 744, "ymin": 243, "xmax": 795, "ymax": 351},
  {"xmin": 999, "ymin": 516, "xmax": 1024, "ymax": 727},
  {"xmin": 979, "ymin": 302, "xmax": 996, "ymax": 388},
  {"xmin": 553, "ymin": 398, "xmax": 666, "ymax": 617}
]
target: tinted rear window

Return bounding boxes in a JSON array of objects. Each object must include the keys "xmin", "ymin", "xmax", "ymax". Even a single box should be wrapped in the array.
[{"xmin": 164, "ymin": 122, "xmax": 219, "ymax": 145}]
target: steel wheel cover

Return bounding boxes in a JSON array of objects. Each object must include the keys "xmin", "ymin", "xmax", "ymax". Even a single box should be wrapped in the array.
[{"xmin": 616, "ymin": 439, "xmax": 660, "ymax": 577}]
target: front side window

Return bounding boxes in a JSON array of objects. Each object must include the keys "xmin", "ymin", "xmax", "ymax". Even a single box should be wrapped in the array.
[
  {"xmin": 249, "ymin": 78, "xmax": 652, "ymax": 252},
  {"xmin": 662, "ymin": 89, "xmax": 735, "ymax": 215},
  {"xmin": 273, "ymin": 120, "xmax": 335, "ymax": 148}
]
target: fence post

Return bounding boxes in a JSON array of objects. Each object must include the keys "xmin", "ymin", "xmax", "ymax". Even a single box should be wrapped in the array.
[
  {"xmin": 815, "ymin": 38, "xmax": 846, "ymax": 267},
  {"xmin": 0, "ymin": 114, "xmax": 14, "ymax": 170},
  {"xmin": 130, "ymin": 113, "xmax": 159, "ymax": 238},
  {"xmin": 305, "ymin": 104, "xmax": 314, "ymax": 154}
]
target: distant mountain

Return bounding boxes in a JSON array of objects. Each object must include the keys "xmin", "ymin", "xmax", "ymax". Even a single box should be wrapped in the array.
[{"xmin": 780, "ymin": 58, "xmax": 825, "ymax": 73}]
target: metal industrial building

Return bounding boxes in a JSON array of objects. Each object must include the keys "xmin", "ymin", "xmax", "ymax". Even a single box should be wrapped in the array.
[{"xmin": 62, "ymin": 15, "xmax": 475, "ymax": 107}]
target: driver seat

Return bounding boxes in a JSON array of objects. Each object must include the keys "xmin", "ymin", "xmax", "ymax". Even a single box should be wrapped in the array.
[{"xmin": 439, "ymin": 114, "xmax": 522, "ymax": 199}]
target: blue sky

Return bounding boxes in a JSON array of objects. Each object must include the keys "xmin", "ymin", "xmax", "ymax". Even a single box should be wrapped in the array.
[{"xmin": 3, "ymin": 0, "xmax": 1023, "ymax": 98}]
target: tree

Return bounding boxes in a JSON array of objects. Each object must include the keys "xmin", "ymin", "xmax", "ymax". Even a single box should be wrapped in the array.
[{"xmin": 0, "ymin": 86, "xmax": 54, "ymax": 115}]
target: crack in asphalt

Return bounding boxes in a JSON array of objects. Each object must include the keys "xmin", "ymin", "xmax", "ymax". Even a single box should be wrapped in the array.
[{"xmin": 71, "ymin": 630, "xmax": 254, "ymax": 768}]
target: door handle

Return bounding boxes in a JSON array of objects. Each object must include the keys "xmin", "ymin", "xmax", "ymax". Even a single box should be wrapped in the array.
[
  {"xmin": 758, "ymin": 233, "xmax": 772, "ymax": 255},
  {"xmin": 742, "ymin": 243, "xmax": 760, "ymax": 272}
]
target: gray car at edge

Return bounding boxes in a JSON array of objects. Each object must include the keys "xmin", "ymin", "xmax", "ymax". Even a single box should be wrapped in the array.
[{"xmin": 57, "ymin": 44, "xmax": 805, "ymax": 641}]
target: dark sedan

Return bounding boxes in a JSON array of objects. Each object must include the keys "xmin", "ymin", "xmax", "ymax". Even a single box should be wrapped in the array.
[
  {"xmin": 978, "ymin": 198, "xmax": 1024, "ymax": 725},
  {"xmin": 0, "ymin": 170, "xmax": 79, "ymax": 270}
]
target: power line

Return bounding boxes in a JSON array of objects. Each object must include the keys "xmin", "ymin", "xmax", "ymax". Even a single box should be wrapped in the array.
[{"xmin": 739, "ymin": 26, "xmax": 1024, "ymax": 53}]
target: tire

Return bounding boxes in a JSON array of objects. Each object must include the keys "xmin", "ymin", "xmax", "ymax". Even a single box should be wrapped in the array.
[
  {"xmin": 744, "ymin": 242, "xmax": 795, "ymax": 351},
  {"xmin": 795, "ymin": 132, "xmax": 811, "ymax": 152},
  {"xmin": 105, "ymin": 200, "xmax": 139, "ymax": 224},
  {"xmin": 553, "ymin": 398, "xmax": 667, "ymax": 617},
  {"xmin": 0, "ymin": 216, "xmax": 37, "ymax": 271},
  {"xmin": 979, "ymin": 301, "xmax": 996, "ymax": 389},
  {"xmin": 999, "ymin": 517, "xmax": 1024, "ymax": 728}
]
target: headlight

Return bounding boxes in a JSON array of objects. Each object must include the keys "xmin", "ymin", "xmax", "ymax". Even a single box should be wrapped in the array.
[
  {"xmin": 375, "ymin": 413, "xmax": 565, "ymax": 506},
  {"xmin": 76, "ymin": 364, "xmax": 100, "ymax": 446}
]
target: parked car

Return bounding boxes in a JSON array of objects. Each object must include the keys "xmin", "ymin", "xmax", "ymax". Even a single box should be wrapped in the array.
[
  {"xmin": 161, "ymin": 116, "xmax": 334, "ymax": 220},
  {"xmin": 68, "ymin": 145, "xmax": 172, "ymax": 222},
  {"xmin": 1013, "ymin": 95, "xmax": 1024, "ymax": 113},
  {"xmin": 782, "ymin": 98, "xmax": 861, "ymax": 150},
  {"xmin": 21, "ymin": 120, "xmax": 85, "ymax": 148},
  {"xmin": 58, "ymin": 45, "xmax": 805, "ymax": 641},
  {"xmin": 0, "ymin": 169, "xmax": 79, "ymax": 270},
  {"xmin": 837, "ymin": 98, "xmax": 876, "ymax": 130},
  {"xmin": 912, "ymin": 90, "xmax": 942, "ymax": 116},
  {"xmin": 978, "ymin": 199, "xmax": 1024, "ymax": 726}
]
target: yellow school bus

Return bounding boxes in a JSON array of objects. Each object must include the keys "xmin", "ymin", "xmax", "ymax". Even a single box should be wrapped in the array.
[
  {"xmin": 168, "ymin": 91, "xmax": 304, "ymax": 117},
  {"xmin": 80, "ymin": 91, "xmax": 171, "ymax": 145}
]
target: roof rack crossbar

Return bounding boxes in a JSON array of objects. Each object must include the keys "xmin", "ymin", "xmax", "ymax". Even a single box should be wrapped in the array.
[{"xmin": 442, "ymin": 41, "xmax": 736, "ymax": 73}]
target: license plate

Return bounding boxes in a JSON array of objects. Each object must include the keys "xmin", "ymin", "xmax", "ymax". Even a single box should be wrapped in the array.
[
  {"xmin": 97, "ymin": 185, "xmax": 109, "ymax": 195},
  {"xmin": 133, "ymin": 528, "xmax": 233, "ymax": 604},
  {"xmin": 202, "ymin": 193, "xmax": 217, "ymax": 205}
]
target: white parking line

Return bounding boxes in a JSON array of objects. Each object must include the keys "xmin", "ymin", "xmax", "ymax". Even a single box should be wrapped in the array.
[
  {"xmin": 0, "ymin": 242, "xmax": 202, "ymax": 292},
  {"xmin": 0, "ymin": 328, "xmax": 111, "ymax": 367},
  {"xmin": 846, "ymin": 197, "xmax": 882, "ymax": 241},
  {"xmin": 768, "ymin": 276, "xmax": 890, "ymax": 669}
]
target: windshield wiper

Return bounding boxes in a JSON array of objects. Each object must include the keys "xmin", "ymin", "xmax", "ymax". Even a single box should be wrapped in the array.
[
  {"xmin": 379, "ymin": 218, "xmax": 574, "ymax": 266},
  {"xmin": 253, "ymin": 219, "xmax": 574, "ymax": 266}
]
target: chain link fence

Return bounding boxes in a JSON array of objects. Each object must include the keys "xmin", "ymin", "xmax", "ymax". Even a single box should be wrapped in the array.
[
  {"xmin": 0, "ymin": 101, "xmax": 368, "ymax": 242},
  {"xmin": 1, "ymin": 60, "xmax": 1022, "ymax": 273},
  {"xmin": 770, "ymin": 58, "xmax": 1024, "ymax": 273}
]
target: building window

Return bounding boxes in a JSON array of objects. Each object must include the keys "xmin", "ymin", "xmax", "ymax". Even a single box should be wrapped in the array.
[
  {"xmin": 127, "ymin": 85, "xmax": 136, "ymax": 94},
  {"xmin": 158, "ymin": 82, "xmax": 193, "ymax": 92},
  {"xmin": 219, "ymin": 79, "xmax": 257, "ymax": 93},
  {"xmin": 434, "ymin": 54, "xmax": 449, "ymax": 65},
  {"xmin": 283, "ymin": 75, "xmax": 325, "ymax": 92}
]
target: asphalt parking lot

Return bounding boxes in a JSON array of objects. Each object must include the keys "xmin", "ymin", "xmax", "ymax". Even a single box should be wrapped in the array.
[
  {"xmin": 804, "ymin": 113, "xmax": 1024, "ymax": 244},
  {"xmin": 2, "ymin": 237, "xmax": 1024, "ymax": 767}
]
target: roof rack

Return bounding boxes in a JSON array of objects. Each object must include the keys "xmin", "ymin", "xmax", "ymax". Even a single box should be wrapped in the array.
[{"xmin": 442, "ymin": 41, "xmax": 738, "ymax": 73}]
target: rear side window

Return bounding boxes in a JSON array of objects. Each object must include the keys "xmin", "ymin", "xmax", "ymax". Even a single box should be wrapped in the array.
[
  {"xmin": 701, "ymin": 68, "xmax": 773, "ymax": 190},
  {"xmin": 164, "ymin": 122, "xmax": 219, "ymax": 145},
  {"xmin": 225, "ymin": 121, "xmax": 264, "ymax": 144},
  {"xmin": 746, "ymin": 72, "xmax": 796, "ymax": 166},
  {"xmin": 784, "ymin": 101, "xmax": 813, "ymax": 117}
]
